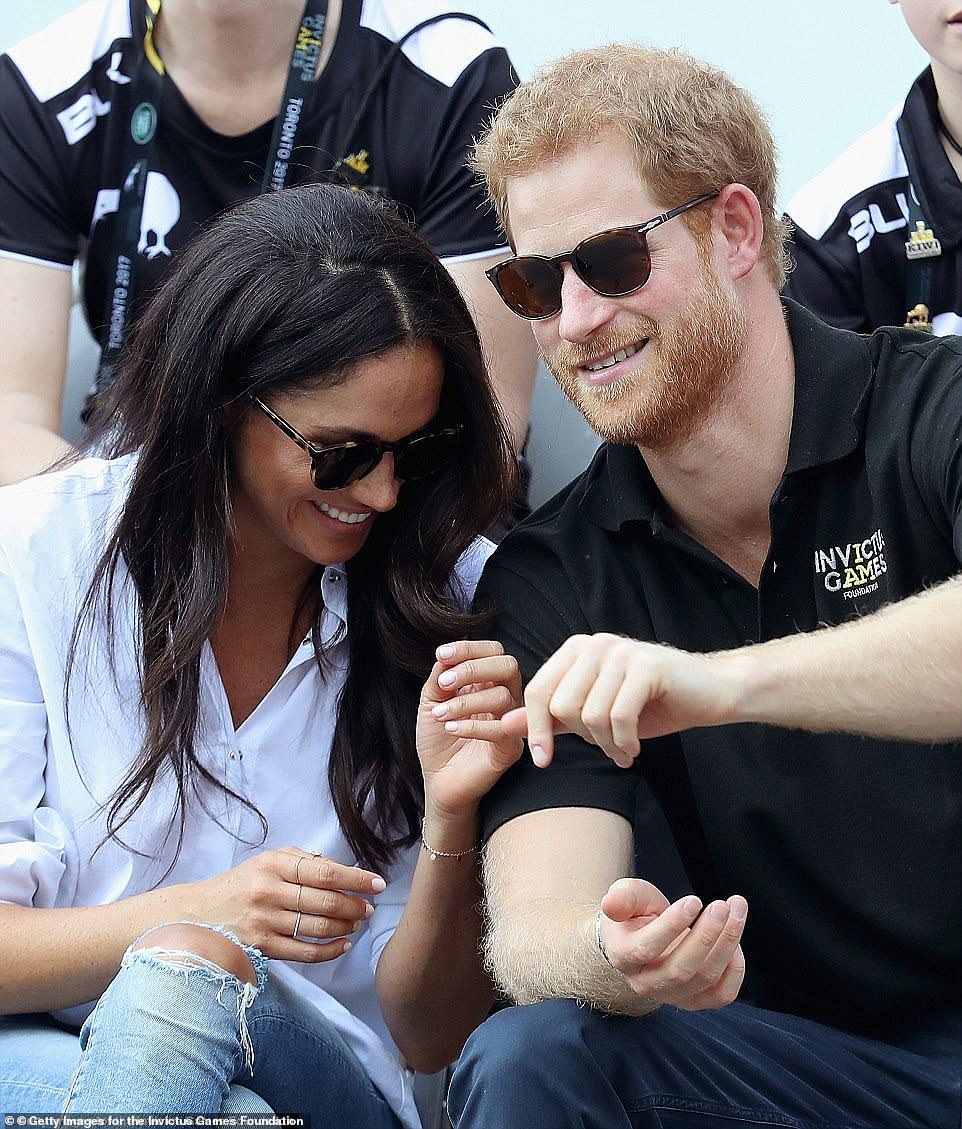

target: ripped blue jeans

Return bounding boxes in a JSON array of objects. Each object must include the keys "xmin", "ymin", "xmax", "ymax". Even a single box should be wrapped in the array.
[{"xmin": 0, "ymin": 925, "xmax": 401, "ymax": 1127}]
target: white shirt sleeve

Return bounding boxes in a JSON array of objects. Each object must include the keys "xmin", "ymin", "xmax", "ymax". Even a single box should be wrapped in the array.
[{"xmin": 0, "ymin": 543, "xmax": 70, "ymax": 908}]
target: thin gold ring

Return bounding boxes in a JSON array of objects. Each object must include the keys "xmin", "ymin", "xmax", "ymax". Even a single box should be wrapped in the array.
[
  {"xmin": 292, "ymin": 910, "xmax": 302, "ymax": 940},
  {"xmin": 294, "ymin": 854, "xmax": 310, "ymax": 885},
  {"xmin": 296, "ymin": 882, "xmax": 303, "ymax": 913}
]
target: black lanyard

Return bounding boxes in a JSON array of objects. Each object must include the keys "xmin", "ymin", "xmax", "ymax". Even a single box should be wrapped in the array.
[
  {"xmin": 86, "ymin": 0, "xmax": 329, "ymax": 419},
  {"xmin": 903, "ymin": 180, "xmax": 941, "ymax": 333}
]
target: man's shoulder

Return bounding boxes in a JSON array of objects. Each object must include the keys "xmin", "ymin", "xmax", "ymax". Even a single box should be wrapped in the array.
[
  {"xmin": 864, "ymin": 321, "xmax": 962, "ymax": 381},
  {"xmin": 495, "ymin": 450, "xmax": 609, "ymax": 543},
  {"xmin": 478, "ymin": 447, "xmax": 629, "ymax": 608}
]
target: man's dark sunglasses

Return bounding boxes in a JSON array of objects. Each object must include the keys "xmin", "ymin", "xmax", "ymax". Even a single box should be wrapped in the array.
[
  {"xmin": 485, "ymin": 192, "xmax": 719, "ymax": 320},
  {"xmin": 248, "ymin": 394, "xmax": 459, "ymax": 491}
]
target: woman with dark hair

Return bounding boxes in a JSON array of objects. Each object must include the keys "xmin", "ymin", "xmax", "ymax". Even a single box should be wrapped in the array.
[{"xmin": 0, "ymin": 183, "xmax": 523, "ymax": 1127}]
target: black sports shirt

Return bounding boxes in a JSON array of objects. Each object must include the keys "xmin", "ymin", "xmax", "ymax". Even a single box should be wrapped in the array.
[{"xmin": 479, "ymin": 300, "xmax": 962, "ymax": 1039}]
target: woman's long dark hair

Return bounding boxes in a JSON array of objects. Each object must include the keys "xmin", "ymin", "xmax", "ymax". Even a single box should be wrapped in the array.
[{"xmin": 69, "ymin": 183, "xmax": 517, "ymax": 872}]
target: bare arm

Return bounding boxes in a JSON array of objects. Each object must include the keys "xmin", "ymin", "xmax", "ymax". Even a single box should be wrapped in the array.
[
  {"xmin": 0, "ymin": 888, "xmax": 204, "ymax": 1014},
  {"xmin": 483, "ymin": 807, "xmax": 746, "ymax": 1015},
  {"xmin": 444, "ymin": 254, "xmax": 538, "ymax": 454},
  {"xmin": 0, "ymin": 848, "xmax": 384, "ymax": 1015},
  {"xmin": 0, "ymin": 257, "xmax": 75, "ymax": 484},
  {"xmin": 376, "ymin": 641, "xmax": 524, "ymax": 1072},
  {"xmin": 484, "ymin": 806, "xmax": 637, "ymax": 1010},
  {"xmin": 509, "ymin": 574, "xmax": 962, "ymax": 768},
  {"xmin": 728, "ymin": 574, "xmax": 962, "ymax": 740}
]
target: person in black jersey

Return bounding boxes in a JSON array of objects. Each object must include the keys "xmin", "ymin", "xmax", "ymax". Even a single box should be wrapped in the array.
[
  {"xmin": 785, "ymin": 0, "xmax": 962, "ymax": 336},
  {"xmin": 0, "ymin": 0, "xmax": 537, "ymax": 486}
]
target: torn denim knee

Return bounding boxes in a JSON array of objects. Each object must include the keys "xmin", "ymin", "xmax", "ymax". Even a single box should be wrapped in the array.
[{"xmin": 122, "ymin": 921, "xmax": 267, "ymax": 1074}]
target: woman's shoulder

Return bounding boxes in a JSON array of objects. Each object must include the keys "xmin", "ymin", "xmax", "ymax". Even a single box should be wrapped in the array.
[{"xmin": 0, "ymin": 454, "xmax": 136, "ymax": 563}]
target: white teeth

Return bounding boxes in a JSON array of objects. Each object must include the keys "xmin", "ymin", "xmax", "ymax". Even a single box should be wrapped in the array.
[
  {"xmin": 586, "ymin": 344, "xmax": 640, "ymax": 372},
  {"xmin": 315, "ymin": 501, "xmax": 373, "ymax": 525}
]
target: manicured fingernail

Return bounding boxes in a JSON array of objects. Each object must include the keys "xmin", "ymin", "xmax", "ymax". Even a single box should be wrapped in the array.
[
  {"xmin": 364, "ymin": 902, "xmax": 375, "ymax": 917},
  {"xmin": 371, "ymin": 877, "xmax": 386, "ymax": 892},
  {"xmin": 530, "ymin": 744, "xmax": 549, "ymax": 767},
  {"xmin": 710, "ymin": 901, "xmax": 729, "ymax": 921},
  {"xmin": 437, "ymin": 644, "xmax": 455, "ymax": 660},
  {"xmin": 680, "ymin": 895, "xmax": 701, "ymax": 919},
  {"xmin": 438, "ymin": 670, "xmax": 456, "ymax": 686},
  {"xmin": 342, "ymin": 940, "xmax": 352, "ymax": 951},
  {"xmin": 729, "ymin": 896, "xmax": 747, "ymax": 921},
  {"xmin": 444, "ymin": 721, "xmax": 460, "ymax": 733},
  {"xmin": 432, "ymin": 703, "xmax": 448, "ymax": 718}
]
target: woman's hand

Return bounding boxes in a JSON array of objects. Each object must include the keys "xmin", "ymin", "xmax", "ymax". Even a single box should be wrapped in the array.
[
  {"xmin": 417, "ymin": 639, "xmax": 524, "ymax": 821},
  {"xmin": 186, "ymin": 847, "xmax": 385, "ymax": 963}
]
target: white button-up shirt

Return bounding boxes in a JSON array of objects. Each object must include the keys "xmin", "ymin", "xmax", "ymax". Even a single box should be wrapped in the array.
[{"xmin": 0, "ymin": 455, "xmax": 493, "ymax": 1129}]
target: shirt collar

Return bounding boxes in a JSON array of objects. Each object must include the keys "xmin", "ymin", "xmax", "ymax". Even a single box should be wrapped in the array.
[
  {"xmin": 294, "ymin": 565, "xmax": 349, "ymax": 656},
  {"xmin": 899, "ymin": 67, "xmax": 962, "ymax": 247},
  {"xmin": 781, "ymin": 298, "xmax": 868, "ymax": 473},
  {"xmin": 584, "ymin": 299, "xmax": 871, "ymax": 532}
]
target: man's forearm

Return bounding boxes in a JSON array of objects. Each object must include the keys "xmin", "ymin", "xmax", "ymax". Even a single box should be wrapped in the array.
[
  {"xmin": 722, "ymin": 574, "xmax": 962, "ymax": 741},
  {"xmin": 482, "ymin": 887, "xmax": 652, "ymax": 1015}
]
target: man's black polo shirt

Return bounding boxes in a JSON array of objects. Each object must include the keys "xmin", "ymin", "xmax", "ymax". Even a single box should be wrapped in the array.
[{"xmin": 478, "ymin": 300, "xmax": 962, "ymax": 1039}]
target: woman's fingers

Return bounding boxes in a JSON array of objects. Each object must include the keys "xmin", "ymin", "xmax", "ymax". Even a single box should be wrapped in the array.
[
  {"xmin": 431, "ymin": 684, "xmax": 517, "ymax": 722},
  {"xmin": 282, "ymin": 848, "xmax": 385, "ymax": 897}
]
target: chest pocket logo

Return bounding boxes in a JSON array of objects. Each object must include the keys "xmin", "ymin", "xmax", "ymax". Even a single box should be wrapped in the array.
[{"xmin": 813, "ymin": 529, "xmax": 888, "ymax": 600}]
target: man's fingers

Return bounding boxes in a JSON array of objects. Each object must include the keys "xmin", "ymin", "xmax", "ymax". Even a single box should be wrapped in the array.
[
  {"xmin": 601, "ymin": 877, "xmax": 673, "ymax": 922},
  {"xmin": 678, "ymin": 944, "xmax": 747, "ymax": 1010},
  {"xmin": 618, "ymin": 895, "xmax": 704, "ymax": 967},
  {"xmin": 500, "ymin": 706, "xmax": 529, "ymax": 738},
  {"xmin": 652, "ymin": 895, "xmax": 747, "ymax": 1004}
]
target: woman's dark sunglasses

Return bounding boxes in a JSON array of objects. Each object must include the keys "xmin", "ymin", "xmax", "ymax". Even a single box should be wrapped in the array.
[
  {"xmin": 485, "ymin": 192, "xmax": 719, "ymax": 320},
  {"xmin": 248, "ymin": 395, "xmax": 459, "ymax": 491}
]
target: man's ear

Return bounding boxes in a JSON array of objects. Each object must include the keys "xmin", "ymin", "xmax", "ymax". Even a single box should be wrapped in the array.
[{"xmin": 713, "ymin": 183, "xmax": 764, "ymax": 281}]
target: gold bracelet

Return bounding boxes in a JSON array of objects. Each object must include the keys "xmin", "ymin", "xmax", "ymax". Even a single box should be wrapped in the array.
[{"xmin": 420, "ymin": 822, "xmax": 477, "ymax": 862}]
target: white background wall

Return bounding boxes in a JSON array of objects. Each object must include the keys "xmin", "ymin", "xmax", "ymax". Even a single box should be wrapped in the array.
[{"xmin": 2, "ymin": 2, "xmax": 929, "ymax": 501}]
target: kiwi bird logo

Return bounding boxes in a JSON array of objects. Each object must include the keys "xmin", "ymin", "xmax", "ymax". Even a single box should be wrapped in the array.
[{"xmin": 90, "ymin": 172, "xmax": 181, "ymax": 259}]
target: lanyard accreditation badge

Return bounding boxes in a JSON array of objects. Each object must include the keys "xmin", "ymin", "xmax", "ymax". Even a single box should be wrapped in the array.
[{"xmin": 85, "ymin": 0, "xmax": 330, "ymax": 422}]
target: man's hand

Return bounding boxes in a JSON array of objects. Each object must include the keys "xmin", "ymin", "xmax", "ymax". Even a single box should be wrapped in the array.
[
  {"xmin": 500, "ymin": 633, "xmax": 737, "ymax": 767},
  {"xmin": 598, "ymin": 877, "xmax": 748, "ymax": 1011}
]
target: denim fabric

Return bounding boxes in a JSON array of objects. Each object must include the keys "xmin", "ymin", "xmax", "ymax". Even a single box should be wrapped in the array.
[
  {"xmin": 0, "ymin": 1014, "xmax": 271, "ymax": 1115},
  {"xmin": 0, "ymin": 927, "xmax": 401, "ymax": 1128},
  {"xmin": 449, "ymin": 999, "xmax": 962, "ymax": 1129}
]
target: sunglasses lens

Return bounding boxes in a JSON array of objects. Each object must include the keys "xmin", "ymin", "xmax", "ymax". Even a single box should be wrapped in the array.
[
  {"xmin": 494, "ymin": 259, "xmax": 563, "ymax": 319},
  {"xmin": 395, "ymin": 430, "xmax": 459, "ymax": 481},
  {"xmin": 575, "ymin": 229, "xmax": 652, "ymax": 296},
  {"xmin": 311, "ymin": 444, "xmax": 379, "ymax": 490}
]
